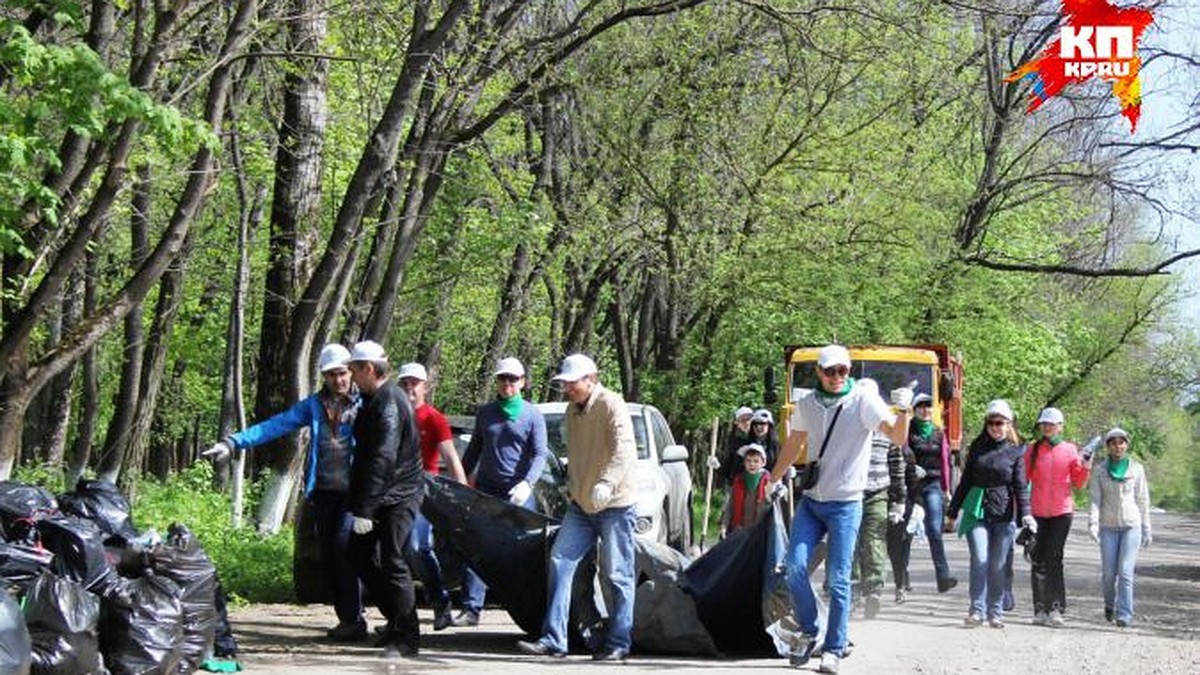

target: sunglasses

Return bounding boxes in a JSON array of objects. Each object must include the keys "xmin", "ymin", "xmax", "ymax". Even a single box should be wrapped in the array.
[
  {"xmin": 986, "ymin": 418, "xmax": 1008, "ymax": 427},
  {"xmin": 821, "ymin": 366, "xmax": 849, "ymax": 377},
  {"xmin": 496, "ymin": 374, "xmax": 522, "ymax": 383}
]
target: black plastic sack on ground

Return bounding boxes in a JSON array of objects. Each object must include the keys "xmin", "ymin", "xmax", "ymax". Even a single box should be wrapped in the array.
[
  {"xmin": 0, "ymin": 543, "xmax": 53, "ymax": 593},
  {"xmin": 0, "ymin": 587, "xmax": 31, "ymax": 675},
  {"xmin": 0, "ymin": 481, "xmax": 57, "ymax": 538},
  {"xmin": 34, "ymin": 515, "xmax": 124, "ymax": 601},
  {"xmin": 23, "ymin": 569, "xmax": 106, "ymax": 675},
  {"xmin": 151, "ymin": 524, "xmax": 216, "ymax": 673},
  {"xmin": 100, "ymin": 573, "xmax": 183, "ymax": 675},
  {"xmin": 681, "ymin": 501, "xmax": 782, "ymax": 656},
  {"xmin": 210, "ymin": 580, "xmax": 236, "ymax": 659},
  {"xmin": 57, "ymin": 481, "xmax": 137, "ymax": 540}
]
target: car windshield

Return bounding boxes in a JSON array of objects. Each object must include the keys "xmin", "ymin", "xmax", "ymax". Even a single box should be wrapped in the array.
[
  {"xmin": 543, "ymin": 411, "xmax": 650, "ymax": 461},
  {"xmin": 791, "ymin": 361, "xmax": 933, "ymax": 400}
]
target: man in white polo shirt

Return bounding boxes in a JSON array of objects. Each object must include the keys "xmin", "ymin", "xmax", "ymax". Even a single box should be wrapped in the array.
[{"xmin": 768, "ymin": 344, "xmax": 913, "ymax": 674}]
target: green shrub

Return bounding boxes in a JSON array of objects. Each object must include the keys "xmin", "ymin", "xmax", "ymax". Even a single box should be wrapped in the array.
[{"xmin": 132, "ymin": 462, "xmax": 295, "ymax": 605}]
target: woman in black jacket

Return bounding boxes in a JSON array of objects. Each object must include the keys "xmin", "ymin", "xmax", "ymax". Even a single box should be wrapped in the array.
[{"xmin": 947, "ymin": 399, "xmax": 1030, "ymax": 629}]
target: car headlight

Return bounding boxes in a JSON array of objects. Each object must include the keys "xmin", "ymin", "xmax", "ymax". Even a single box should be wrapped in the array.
[{"xmin": 634, "ymin": 515, "xmax": 654, "ymax": 534}]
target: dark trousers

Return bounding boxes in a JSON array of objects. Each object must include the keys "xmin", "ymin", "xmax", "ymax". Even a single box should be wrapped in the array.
[
  {"xmin": 348, "ymin": 496, "xmax": 422, "ymax": 650},
  {"xmin": 1031, "ymin": 513, "xmax": 1073, "ymax": 614},
  {"xmin": 311, "ymin": 490, "xmax": 364, "ymax": 627},
  {"xmin": 886, "ymin": 520, "xmax": 913, "ymax": 590}
]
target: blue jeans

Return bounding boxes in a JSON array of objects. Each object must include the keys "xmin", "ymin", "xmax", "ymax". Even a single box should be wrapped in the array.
[
  {"xmin": 921, "ymin": 482, "xmax": 952, "ymax": 582},
  {"xmin": 311, "ymin": 490, "xmax": 364, "ymax": 627},
  {"xmin": 538, "ymin": 502, "xmax": 636, "ymax": 654},
  {"xmin": 785, "ymin": 497, "xmax": 862, "ymax": 657},
  {"xmin": 1100, "ymin": 526, "xmax": 1140, "ymax": 623},
  {"xmin": 463, "ymin": 490, "xmax": 537, "ymax": 612},
  {"xmin": 966, "ymin": 520, "xmax": 1015, "ymax": 620},
  {"xmin": 407, "ymin": 513, "xmax": 449, "ymax": 608}
]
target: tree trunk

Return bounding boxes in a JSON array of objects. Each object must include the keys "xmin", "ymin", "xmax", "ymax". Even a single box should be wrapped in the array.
[
  {"xmin": 65, "ymin": 250, "xmax": 100, "ymax": 489},
  {"xmin": 120, "ymin": 237, "xmax": 191, "ymax": 499},
  {"xmin": 96, "ymin": 165, "xmax": 151, "ymax": 482},
  {"xmin": 41, "ymin": 271, "xmax": 84, "ymax": 466}
]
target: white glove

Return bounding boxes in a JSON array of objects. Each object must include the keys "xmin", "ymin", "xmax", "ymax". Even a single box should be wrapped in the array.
[
  {"xmin": 769, "ymin": 480, "xmax": 788, "ymax": 501},
  {"xmin": 508, "ymin": 480, "xmax": 532, "ymax": 505},
  {"xmin": 706, "ymin": 454, "xmax": 721, "ymax": 471},
  {"xmin": 1089, "ymin": 523, "xmax": 1099, "ymax": 543},
  {"xmin": 352, "ymin": 517, "xmax": 374, "ymax": 535},
  {"xmin": 1022, "ymin": 515, "xmax": 1038, "ymax": 534},
  {"xmin": 889, "ymin": 386, "xmax": 915, "ymax": 412},
  {"xmin": 1141, "ymin": 526, "xmax": 1152, "ymax": 549},
  {"xmin": 888, "ymin": 503, "xmax": 905, "ymax": 524},
  {"xmin": 202, "ymin": 441, "xmax": 232, "ymax": 462},
  {"xmin": 591, "ymin": 481, "xmax": 614, "ymax": 509}
]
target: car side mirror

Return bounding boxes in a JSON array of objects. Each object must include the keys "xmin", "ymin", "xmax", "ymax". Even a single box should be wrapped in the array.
[{"xmin": 661, "ymin": 444, "xmax": 688, "ymax": 463}]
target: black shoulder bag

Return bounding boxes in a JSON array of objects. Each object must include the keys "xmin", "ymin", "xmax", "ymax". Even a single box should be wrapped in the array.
[{"xmin": 796, "ymin": 404, "xmax": 844, "ymax": 492}]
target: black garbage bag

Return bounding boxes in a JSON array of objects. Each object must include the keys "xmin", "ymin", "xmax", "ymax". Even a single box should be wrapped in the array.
[
  {"xmin": 57, "ymin": 481, "xmax": 137, "ymax": 540},
  {"xmin": 0, "ymin": 543, "xmax": 53, "ymax": 593},
  {"xmin": 0, "ymin": 587, "xmax": 31, "ymax": 675},
  {"xmin": 682, "ymin": 500, "xmax": 789, "ymax": 656},
  {"xmin": 421, "ymin": 475, "xmax": 560, "ymax": 635},
  {"xmin": 210, "ymin": 580, "xmax": 236, "ymax": 659},
  {"xmin": 0, "ymin": 481, "xmax": 56, "ymax": 539},
  {"xmin": 23, "ymin": 569, "xmax": 106, "ymax": 675},
  {"xmin": 151, "ymin": 524, "xmax": 216, "ymax": 673},
  {"xmin": 34, "ymin": 515, "xmax": 125, "ymax": 602},
  {"xmin": 99, "ymin": 573, "xmax": 183, "ymax": 675}
]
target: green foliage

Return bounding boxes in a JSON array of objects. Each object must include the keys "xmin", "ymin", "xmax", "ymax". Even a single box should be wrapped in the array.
[{"xmin": 133, "ymin": 463, "xmax": 295, "ymax": 604}]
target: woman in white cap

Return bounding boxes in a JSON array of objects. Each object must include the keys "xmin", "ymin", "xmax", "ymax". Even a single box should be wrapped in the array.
[
  {"xmin": 203, "ymin": 343, "xmax": 367, "ymax": 641},
  {"xmin": 748, "ymin": 409, "xmax": 780, "ymax": 471},
  {"xmin": 1024, "ymin": 406, "xmax": 1092, "ymax": 627},
  {"xmin": 1087, "ymin": 427, "xmax": 1152, "ymax": 627},
  {"xmin": 946, "ymin": 399, "xmax": 1032, "ymax": 628}
]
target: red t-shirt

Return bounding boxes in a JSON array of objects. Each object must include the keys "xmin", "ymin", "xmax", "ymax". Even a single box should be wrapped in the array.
[{"xmin": 415, "ymin": 403, "xmax": 453, "ymax": 474}]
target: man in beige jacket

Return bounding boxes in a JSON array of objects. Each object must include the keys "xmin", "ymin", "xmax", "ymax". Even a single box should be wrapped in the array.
[{"xmin": 517, "ymin": 354, "xmax": 638, "ymax": 661}]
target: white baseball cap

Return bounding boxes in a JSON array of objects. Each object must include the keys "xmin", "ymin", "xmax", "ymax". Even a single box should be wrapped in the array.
[
  {"xmin": 737, "ymin": 443, "xmax": 766, "ymax": 458},
  {"xmin": 1104, "ymin": 427, "xmax": 1130, "ymax": 443},
  {"xmin": 317, "ymin": 343, "xmax": 351, "ymax": 373},
  {"xmin": 494, "ymin": 357, "xmax": 526, "ymax": 378},
  {"xmin": 752, "ymin": 409, "xmax": 774, "ymax": 425},
  {"xmin": 985, "ymin": 399, "xmax": 1013, "ymax": 421},
  {"xmin": 912, "ymin": 393, "xmax": 934, "ymax": 408},
  {"xmin": 1037, "ymin": 407, "xmax": 1064, "ymax": 425},
  {"xmin": 551, "ymin": 353, "xmax": 598, "ymax": 382},
  {"xmin": 349, "ymin": 340, "xmax": 388, "ymax": 364},
  {"xmin": 817, "ymin": 344, "xmax": 851, "ymax": 369},
  {"xmin": 397, "ymin": 362, "xmax": 428, "ymax": 381},
  {"xmin": 734, "ymin": 406, "xmax": 754, "ymax": 420}
]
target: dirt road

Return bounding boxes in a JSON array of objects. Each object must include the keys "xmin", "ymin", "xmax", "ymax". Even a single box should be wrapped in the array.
[{"xmin": 229, "ymin": 512, "xmax": 1200, "ymax": 674}]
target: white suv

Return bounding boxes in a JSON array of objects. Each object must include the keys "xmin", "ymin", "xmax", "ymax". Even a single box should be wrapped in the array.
[{"xmin": 534, "ymin": 402, "xmax": 693, "ymax": 552}]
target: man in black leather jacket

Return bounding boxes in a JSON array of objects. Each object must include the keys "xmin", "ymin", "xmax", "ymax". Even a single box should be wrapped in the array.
[{"xmin": 345, "ymin": 340, "xmax": 424, "ymax": 658}]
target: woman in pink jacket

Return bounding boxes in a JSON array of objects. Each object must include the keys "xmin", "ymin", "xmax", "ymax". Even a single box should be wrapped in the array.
[{"xmin": 1024, "ymin": 407, "xmax": 1092, "ymax": 627}]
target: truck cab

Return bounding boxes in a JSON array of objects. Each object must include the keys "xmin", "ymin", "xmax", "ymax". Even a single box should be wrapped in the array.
[{"xmin": 780, "ymin": 344, "xmax": 964, "ymax": 489}]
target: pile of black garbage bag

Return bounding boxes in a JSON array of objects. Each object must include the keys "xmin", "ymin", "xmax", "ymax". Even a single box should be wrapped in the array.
[{"xmin": 0, "ymin": 479, "xmax": 238, "ymax": 675}]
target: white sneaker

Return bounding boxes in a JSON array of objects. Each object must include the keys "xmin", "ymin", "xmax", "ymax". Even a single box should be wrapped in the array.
[
  {"xmin": 964, "ymin": 613, "xmax": 983, "ymax": 628},
  {"xmin": 818, "ymin": 652, "xmax": 840, "ymax": 674},
  {"xmin": 1032, "ymin": 612, "xmax": 1050, "ymax": 626},
  {"xmin": 1049, "ymin": 612, "xmax": 1066, "ymax": 628}
]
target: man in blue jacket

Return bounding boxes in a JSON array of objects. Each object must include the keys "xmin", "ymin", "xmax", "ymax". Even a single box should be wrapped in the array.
[{"xmin": 204, "ymin": 343, "xmax": 365, "ymax": 641}]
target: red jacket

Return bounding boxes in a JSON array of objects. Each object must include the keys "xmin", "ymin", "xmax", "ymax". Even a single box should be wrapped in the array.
[
  {"xmin": 728, "ymin": 472, "xmax": 769, "ymax": 530},
  {"xmin": 1024, "ymin": 439, "xmax": 1089, "ymax": 517}
]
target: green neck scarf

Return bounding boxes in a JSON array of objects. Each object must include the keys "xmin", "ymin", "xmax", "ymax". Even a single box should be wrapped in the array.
[
  {"xmin": 912, "ymin": 418, "xmax": 935, "ymax": 439},
  {"xmin": 498, "ymin": 393, "xmax": 524, "ymax": 422},
  {"xmin": 744, "ymin": 470, "xmax": 764, "ymax": 495},
  {"xmin": 1107, "ymin": 456, "xmax": 1131, "ymax": 481},
  {"xmin": 1044, "ymin": 434, "xmax": 1063, "ymax": 447},
  {"xmin": 815, "ymin": 377, "xmax": 855, "ymax": 407}
]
